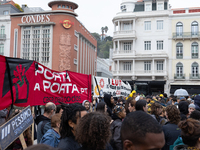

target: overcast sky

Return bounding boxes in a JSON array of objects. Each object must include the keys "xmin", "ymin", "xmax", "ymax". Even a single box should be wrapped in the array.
[{"xmin": 14, "ymin": 0, "xmax": 200, "ymax": 36}]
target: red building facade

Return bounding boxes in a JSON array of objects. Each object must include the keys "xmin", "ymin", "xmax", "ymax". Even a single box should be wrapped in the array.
[{"xmin": 10, "ymin": 0, "xmax": 97, "ymax": 76}]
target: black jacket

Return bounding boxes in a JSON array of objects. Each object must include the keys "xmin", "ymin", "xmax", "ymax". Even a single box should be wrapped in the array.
[
  {"xmin": 58, "ymin": 136, "xmax": 81, "ymax": 150},
  {"xmin": 104, "ymin": 94, "xmax": 114, "ymax": 117},
  {"xmin": 110, "ymin": 115, "xmax": 123, "ymax": 150},
  {"xmin": 76, "ymin": 143, "xmax": 113, "ymax": 150},
  {"xmin": 162, "ymin": 122, "xmax": 181, "ymax": 150},
  {"xmin": 35, "ymin": 115, "xmax": 50, "ymax": 125}
]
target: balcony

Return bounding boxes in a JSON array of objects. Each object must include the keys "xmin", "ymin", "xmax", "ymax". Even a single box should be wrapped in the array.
[
  {"xmin": 192, "ymin": 53, "xmax": 198, "ymax": 59},
  {"xmin": 0, "ymin": 34, "xmax": 6, "ymax": 40},
  {"xmin": 174, "ymin": 74, "xmax": 185, "ymax": 80},
  {"xmin": 113, "ymin": 70, "xmax": 167, "ymax": 76},
  {"xmin": 113, "ymin": 49, "xmax": 133, "ymax": 54},
  {"xmin": 176, "ymin": 54, "xmax": 183, "ymax": 59},
  {"xmin": 173, "ymin": 32, "xmax": 200, "ymax": 40},
  {"xmin": 113, "ymin": 30, "xmax": 136, "ymax": 39},
  {"xmin": 190, "ymin": 74, "xmax": 200, "ymax": 80}
]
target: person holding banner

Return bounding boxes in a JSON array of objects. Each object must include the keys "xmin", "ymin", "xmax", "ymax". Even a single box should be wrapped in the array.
[{"xmin": 40, "ymin": 114, "xmax": 61, "ymax": 148}]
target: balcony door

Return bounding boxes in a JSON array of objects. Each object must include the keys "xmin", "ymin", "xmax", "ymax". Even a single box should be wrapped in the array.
[
  {"xmin": 191, "ymin": 21, "xmax": 198, "ymax": 36},
  {"xmin": 192, "ymin": 62, "xmax": 199, "ymax": 77},
  {"xmin": 176, "ymin": 22, "xmax": 183, "ymax": 36},
  {"xmin": 176, "ymin": 62, "xmax": 183, "ymax": 77}
]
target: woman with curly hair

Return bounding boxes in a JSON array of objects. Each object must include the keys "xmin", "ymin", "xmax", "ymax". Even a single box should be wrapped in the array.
[
  {"xmin": 174, "ymin": 118, "xmax": 200, "ymax": 150},
  {"xmin": 75, "ymin": 112, "xmax": 112, "ymax": 150},
  {"xmin": 162, "ymin": 105, "xmax": 181, "ymax": 150},
  {"xmin": 150, "ymin": 103, "xmax": 166, "ymax": 125}
]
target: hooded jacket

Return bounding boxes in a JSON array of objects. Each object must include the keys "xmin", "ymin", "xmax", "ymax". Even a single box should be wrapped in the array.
[
  {"xmin": 104, "ymin": 94, "xmax": 113, "ymax": 117},
  {"xmin": 35, "ymin": 115, "xmax": 51, "ymax": 143},
  {"xmin": 178, "ymin": 101, "xmax": 189, "ymax": 121}
]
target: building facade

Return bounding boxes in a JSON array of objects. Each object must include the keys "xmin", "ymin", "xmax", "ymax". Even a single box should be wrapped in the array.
[
  {"xmin": 97, "ymin": 57, "xmax": 113, "ymax": 78},
  {"xmin": 0, "ymin": 0, "xmax": 21, "ymax": 56},
  {"xmin": 10, "ymin": 0, "xmax": 97, "ymax": 76},
  {"xmin": 169, "ymin": 8, "xmax": 200, "ymax": 94},
  {"xmin": 112, "ymin": 0, "xmax": 170, "ymax": 95}
]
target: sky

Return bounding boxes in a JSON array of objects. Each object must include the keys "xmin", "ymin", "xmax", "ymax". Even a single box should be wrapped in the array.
[{"xmin": 13, "ymin": 0, "xmax": 200, "ymax": 36}]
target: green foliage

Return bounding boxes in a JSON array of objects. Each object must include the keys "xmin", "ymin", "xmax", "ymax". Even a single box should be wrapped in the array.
[
  {"xmin": 14, "ymin": 3, "xmax": 24, "ymax": 12},
  {"xmin": 91, "ymin": 32, "xmax": 113, "ymax": 59}
]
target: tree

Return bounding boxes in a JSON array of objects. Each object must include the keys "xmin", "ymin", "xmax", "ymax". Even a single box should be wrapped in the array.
[
  {"xmin": 91, "ymin": 33, "xmax": 100, "ymax": 41},
  {"xmin": 14, "ymin": 3, "xmax": 24, "ymax": 12}
]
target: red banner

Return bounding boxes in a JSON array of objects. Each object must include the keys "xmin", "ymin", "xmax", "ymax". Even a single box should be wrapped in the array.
[{"xmin": 0, "ymin": 55, "xmax": 91, "ymax": 110}]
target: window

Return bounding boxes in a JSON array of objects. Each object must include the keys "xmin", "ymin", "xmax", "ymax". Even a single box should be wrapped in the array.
[
  {"xmin": 58, "ymin": 5, "xmax": 61, "ymax": 8},
  {"xmin": 1, "ymin": 26, "xmax": 5, "ymax": 35},
  {"xmin": 157, "ymin": 3, "xmax": 164, "ymax": 10},
  {"xmin": 176, "ymin": 62, "xmax": 183, "ymax": 77},
  {"xmin": 176, "ymin": 42, "xmax": 183, "ymax": 59},
  {"xmin": 122, "ymin": 9, "xmax": 126, "ymax": 12},
  {"xmin": 157, "ymin": 20, "xmax": 163, "ymax": 30},
  {"xmin": 176, "ymin": 22, "xmax": 183, "ymax": 36},
  {"xmin": 22, "ymin": 26, "xmax": 51, "ymax": 63},
  {"xmin": 3, "ymin": 11, "xmax": 9, "ymax": 15},
  {"xmin": 144, "ymin": 41, "xmax": 151, "ymax": 50},
  {"xmin": 66, "ymin": 5, "xmax": 69, "ymax": 8},
  {"xmin": 157, "ymin": 41, "xmax": 163, "ymax": 50},
  {"xmin": 123, "ymin": 62, "xmax": 132, "ymax": 71},
  {"xmin": 144, "ymin": 61, "xmax": 151, "ymax": 71},
  {"xmin": 145, "ymin": 4, "xmax": 151, "ymax": 11},
  {"xmin": 123, "ymin": 23, "xmax": 131, "ymax": 30},
  {"xmin": 0, "ymin": 44, "xmax": 4, "ymax": 55},
  {"xmin": 192, "ymin": 42, "xmax": 198, "ymax": 58},
  {"xmin": 70, "ymin": 6, "xmax": 72, "ymax": 9},
  {"xmin": 157, "ymin": 61, "xmax": 163, "ymax": 71},
  {"xmin": 124, "ymin": 42, "xmax": 132, "ymax": 52},
  {"xmin": 191, "ymin": 62, "xmax": 199, "ymax": 77},
  {"xmin": 144, "ymin": 21, "xmax": 151, "ymax": 31},
  {"xmin": 191, "ymin": 21, "xmax": 198, "ymax": 36},
  {"xmin": 62, "ymin": 5, "xmax": 65, "ymax": 8}
]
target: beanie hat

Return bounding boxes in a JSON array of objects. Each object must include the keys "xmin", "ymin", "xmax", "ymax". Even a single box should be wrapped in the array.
[
  {"xmin": 113, "ymin": 105, "xmax": 124, "ymax": 114},
  {"xmin": 189, "ymin": 104, "xmax": 196, "ymax": 109}
]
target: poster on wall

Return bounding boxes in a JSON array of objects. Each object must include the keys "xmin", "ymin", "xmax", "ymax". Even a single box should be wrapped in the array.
[
  {"xmin": 0, "ymin": 55, "xmax": 91, "ymax": 110},
  {"xmin": 93, "ymin": 76, "xmax": 131, "ymax": 98}
]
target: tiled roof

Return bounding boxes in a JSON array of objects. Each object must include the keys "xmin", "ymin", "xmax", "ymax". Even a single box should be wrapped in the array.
[{"xmin": 2, "ymin": 1, "xmax": 17, "ymax": 9}]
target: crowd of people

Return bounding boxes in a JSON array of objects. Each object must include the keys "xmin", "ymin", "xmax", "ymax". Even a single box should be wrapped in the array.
[{"xmin": 1, "ymin": 91, "xmax": 200, "ymax": 150}]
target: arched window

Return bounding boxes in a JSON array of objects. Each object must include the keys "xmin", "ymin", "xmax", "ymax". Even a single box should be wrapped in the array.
[
  {"xmin": 176, "ymin": 22, "xmax": 183, "ymax": 36},
  {"xmin": 191, "ymin": 21, "xmax": 198, "ymax": 36},
  {"xmin": 0, "ymin": 25, "xmax": 5, "ymax": 35},
  {"xmin": 176, "ymin": 62, "xmax": 183, "ymax": 77},
  {"xmin": 176, "ymin": 42, "xmax": 183, "ymax": 59},
  {"xmin": 191, "ymin": 42, "xmax": 198, "ymax": 58},
  {"xmin": 191, "ymin": 62, "xmax": 199, "ymax": 78}
]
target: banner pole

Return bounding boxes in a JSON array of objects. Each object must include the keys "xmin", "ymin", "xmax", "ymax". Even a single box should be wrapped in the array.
[
  {"xmin": 19, "ymin": 133, "xmax": 27, "ymax": 149},
  {"xmin": 31, "ymin": 106, "xmax": 34, "ymax": 142},
  {"xmin": 94, "ymin": 76, "xmax": 101, "ymax": 101}
]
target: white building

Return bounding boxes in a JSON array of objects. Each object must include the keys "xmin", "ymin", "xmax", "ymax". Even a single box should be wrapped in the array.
[
  {"xmin": 112, "ymin": 0, "xmax": 170, "ymax": 95},
  {"xmin": 0, "ymin": 15, "xmax": 11, "ymax": 56},
  {"xmin": 97, "ymin": 57, "xmax": 113, "ymax": 78}
]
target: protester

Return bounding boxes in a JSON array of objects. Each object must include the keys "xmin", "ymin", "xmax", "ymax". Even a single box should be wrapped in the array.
[
  {"xmin": 25, "ymin": 144, "xmax": 60, "ymax": 150},
  {"xmin": 121, "ymin": 111, "xmax": 165, "ymax": 150},
  {"xmin": 194, "ymin": 95, "xmax": 200, "ymax": 110},
  {"xmin": 104, "ymin": 94, "xmax": 115, "ymax": 117},
  {"xmin": 162, "ymin": 105, "xmax": 181, "ymax": 150},
  {"xmin": 96, "ymin": 102, "xmax": 107, "ymax": 114},
  {"xmin": 150, "ymin": 103, "xmax": 166, "ymax": 125},
  {"xmin": 190, "ymin": 110, "xmax": 200, "ymax": 120},
  {"xmin": 188, "ymin": 103, "xmax": 196, "ymax": 116},
  {"xmin": 135, "ymin": 100, "xmax": 148, "ymax": 113},
  {"xmin": 40, "ymin": 114, "xmax": 61, "ymax": 148},
  {"xmin": 110, "ymin": 105, "xmax": 126, "ymax": 150},
  {"xmin": 0, "ymin": 108, "xmax": 8, "ymax": 126},
  {"xmin": 174, "ymin": 118, "xmax": 200, "ymax": 150},
  {"xmin": 35, "ymin": 102, "xmax": 56, "ymax": 143},
  {"xmin": 55, "ymin": 105, "xmax": 63, "ymax": 115},
  {"xmin": 178, "ymin": 101, "xmax": 189, "ymax": 120},
  {"xmin": 58, "ymin": 103, "xmax": 87, "ymax": 150},
  {"xmin": 166, "ymin": 95, "xmax": 174, "ymax": 106},
  {"xmin": 82, "ymin": 100, "xmax": 90, "ymax": 113},
  {"xmin": 75, "ymin": 112, "xmax": 112, "ymax": 150},
  {"xmin": 125, "ymin": 97, "xmax": 136, "ymax": 114}
]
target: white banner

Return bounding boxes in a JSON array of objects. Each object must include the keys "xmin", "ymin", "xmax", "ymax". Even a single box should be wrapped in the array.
[{"xmin": 93, "ymin": 76, "xmax": 132, "ymax": 97}]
